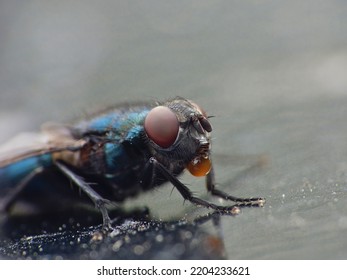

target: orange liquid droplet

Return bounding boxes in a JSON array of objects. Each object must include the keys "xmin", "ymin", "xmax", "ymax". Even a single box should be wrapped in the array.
[{"xmin": 187, "ymin": 156, "xmax": 212, "ymax": 177}]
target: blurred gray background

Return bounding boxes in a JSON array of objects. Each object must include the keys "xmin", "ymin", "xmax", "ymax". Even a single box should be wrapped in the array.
[{"xmin": 0, "ymin": 0, "xmax": 347, "ymax": 259}]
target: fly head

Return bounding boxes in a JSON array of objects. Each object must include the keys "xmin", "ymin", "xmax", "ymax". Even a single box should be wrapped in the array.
[{"xmin": 144, "ymin": 97, "xmax": 212, "ymax": 177}]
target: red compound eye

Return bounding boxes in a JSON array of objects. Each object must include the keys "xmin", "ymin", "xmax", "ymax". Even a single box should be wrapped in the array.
[{"xmin": 144, "ymin": 106, "xmax": 179, "ymax": 148}]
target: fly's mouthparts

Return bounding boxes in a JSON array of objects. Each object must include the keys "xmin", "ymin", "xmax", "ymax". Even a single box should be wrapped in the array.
[{"xmin": 197, "ymin": 142, "xmax": 210, "ymax": 159}]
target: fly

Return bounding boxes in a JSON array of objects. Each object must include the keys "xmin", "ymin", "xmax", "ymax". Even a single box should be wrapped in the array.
[{"xmin": 0, "ymin": 97, "xmax": 265, "ymax": 230}]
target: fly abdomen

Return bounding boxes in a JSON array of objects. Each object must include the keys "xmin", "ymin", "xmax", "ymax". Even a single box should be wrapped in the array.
[{"xmin": 0, "ymin": 153, "xmax": 52, "ymax": 190}]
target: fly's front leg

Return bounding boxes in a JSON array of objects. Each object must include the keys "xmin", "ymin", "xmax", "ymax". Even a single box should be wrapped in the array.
[
  {"xmin": 139, "ymin": 156, "xmax": 156, "ymax": 190},
  {"xmin": 147, "ymin": 157, "xmax": 240, "ymax": 214},
  {"xmin": 206, "ymin": 163, "xmax": 265, "ymax": 207},
  {"xmin": 54, "ymin": 161, "xmax": 113, "ymax": 231}
]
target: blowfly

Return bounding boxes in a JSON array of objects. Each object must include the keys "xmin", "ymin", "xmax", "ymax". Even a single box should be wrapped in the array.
[{"xmin": 0, "ymin": 97, "xmax": 265, "ymax": 230}]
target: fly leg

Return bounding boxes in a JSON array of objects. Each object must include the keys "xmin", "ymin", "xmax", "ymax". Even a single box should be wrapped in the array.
[
  {"xmin": 0, "ymin": 167, "xmax": 44, "ymax": 212},
  {"xmin": 54, "ymin": 161, "xmax": 113, "ymax": 231},
  {"xmin": 147, "ymin": 157, "xmax": 241, "ymax": 214},
  {"xmin": 139, "ymin": 156, "xmax": 157, "ymax": 190},
  {"xmin": 206, "ymin": 164, "xmax": 265, "ymax": 207}
]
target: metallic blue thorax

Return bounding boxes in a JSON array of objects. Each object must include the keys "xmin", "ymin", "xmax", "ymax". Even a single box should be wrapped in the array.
[{"xmin": 73, "ymin": 105, "xmax": 153, "ymax": 188}]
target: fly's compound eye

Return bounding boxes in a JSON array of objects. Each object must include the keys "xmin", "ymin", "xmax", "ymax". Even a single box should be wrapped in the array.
[
  {"xmin": 187, "ymin": 156, "xmax": 212, "ymax": 177},
  {"xmin": 144, "ymin": 106, "xmax": 179, "ymax": 148}
]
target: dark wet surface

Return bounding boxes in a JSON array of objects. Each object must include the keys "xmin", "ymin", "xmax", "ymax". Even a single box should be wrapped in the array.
[
  {"xmin": 0, "ymin": 209, "xmax": 228, "ymax": 259},
  {"xmin": 1, "ymin": 1, "xmax": 347, "ymax": 259}
]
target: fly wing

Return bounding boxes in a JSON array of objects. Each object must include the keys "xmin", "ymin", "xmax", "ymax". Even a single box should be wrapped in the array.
[{"xmin": 0, "ymin": 122, "xmax": 86, "ymax": 167}]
